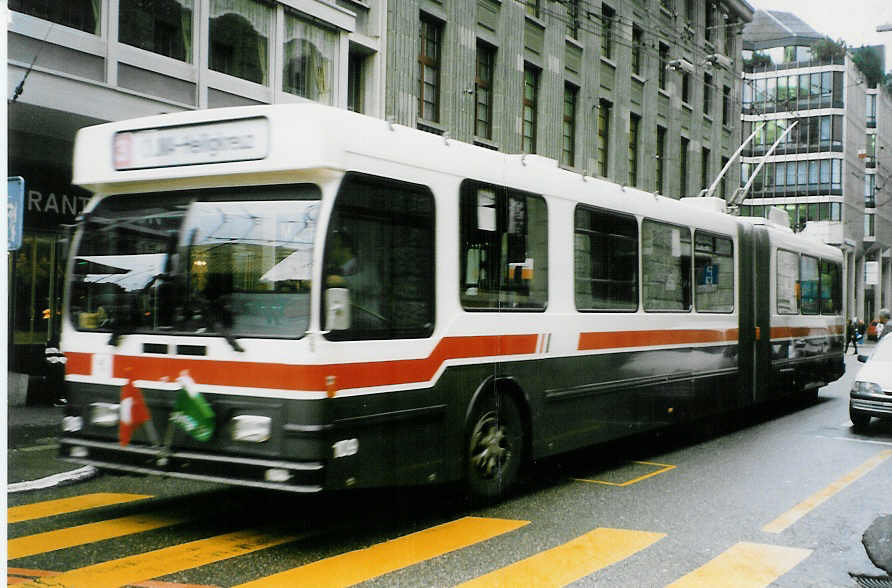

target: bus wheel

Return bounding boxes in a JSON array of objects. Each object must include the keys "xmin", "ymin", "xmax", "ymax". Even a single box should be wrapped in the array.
[{"xmin": 466, "ymin": 393, "xmax": 524, "ymax": 500}]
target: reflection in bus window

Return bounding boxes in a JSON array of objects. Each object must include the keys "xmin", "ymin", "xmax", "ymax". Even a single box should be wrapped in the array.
[
  {"xmin": 800, "ymin": 254, "xmax": 820, "ymax": 315},
  {"xmin": 69, "ymin": 185, "xmax": 320, "ymax": 340},
  {"xmin": 642, "ymin": 220, "xmax": 691, "ymax": 311},
  {"xmin": 694, "ymin": 232, "xmax": 734, "ymax": 313},
  {"xmin": 776, "ymin": 249, "xmax": 799, "ymax": 315},
  {"xmin": 460, "ymin": 181, "xmax": 548, "ymax": 310},
  {"xmin": 820, "ymin": 259, "xmax": 842, "ymax": 314},
  {"xmin": 322, "ymin": 174, "xmax": 435, "ymax": 340},
  {"xmin": 574, "ymin": 206, "xmax": 638, "ymax": 311}
]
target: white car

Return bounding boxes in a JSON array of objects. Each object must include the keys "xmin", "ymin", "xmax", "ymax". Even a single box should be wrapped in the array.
[{"xmin": 850, "ymin": 335, "xmax": 892, "ymax": 431}]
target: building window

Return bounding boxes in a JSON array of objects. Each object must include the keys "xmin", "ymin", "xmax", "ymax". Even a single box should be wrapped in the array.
[
  {"xmin": 574, "ymin": 206, "xmax": 638, "ymax": 311},
  {"xmin": 705, "ymin": 2, "xmax": 715, "ymax": 45},
  {"xmin": 720, "ymin": 156, "xmax": 729, "ymax": 198},
  {"xmin": 680, "ymin": 137, "xmax": 689, "ymax": 197},
  {"xmin": 347, "ymin": 52, "xmax": 364, "ymax": 113},
  {"xmin": 865, "ymin": 174, "xmax": 876, "ymax": 207},
  {"xmin": 10, "ymin": 0, "xmax": 99, "ymax": 34},
  {"xmin": 704, "ymin": 73, "xmax": 713, "ymax": 115},
  {"xmin": 209, "ymin": 0, "xmax": 272, "ymax": 85},
  {"xmin": 597, "ymin": 100, "xmax": 611, "ymax": 177},
  {"xmin": 722, "ymin": 85, "xmax": 731, "ymax": 126},
  {"xmin": 628, "ymin": 113, "xmax": 640, "ymax": 187},
  {"xmin": 631, "ymin": 26, "xmax": 643, "ymax": 76},
  {"xmin": 418, "ymin": 14, "xmax": 442, "ymax": 123},
  {"xmin": 659, "ymin": 0, "xmax": 675, "ymax": 12},
  {"xmin": 682, "ymin": 72, "xmax": 691, "ymax": 103},
  {"xmin": 724, "ymin": 19, "xmax": 736, "ymax": 56},
  {"xmin": 562, "ymin": 84, "xmax": 578, "ymax": 167},
  {"xmin": 701, "ymin": 147, "xmax": 710, "ymax": 191},
  {"xmin": 460, "ymin": 181, "xmax": 548, "ymax": 310},
  {"xmin": 659, "ymin": 43, "xmax": 669, "ymax": 90},
  {"xmin": 684, "ymin": 0, "xmax": 694, "ymax": 22},
  {"xmin": 865, "ymin": 213, "xmax": 876, "ymax": 237},
  {"xmin": 283, "ymin": 10, "xmax": 337, "ymax": 104},
  {"xmin": 522, "ymin": 65, "xmax": 539, "ymax": 153},
  {"xmin": 656, "ymin": 126, "xmax": 666, "ymax": 194},
  {"xmin": 524, "ymin": 0, "xmax": 540, "ymax": 18},
  {"xmin": 601, "ymin": 4, "xmax": 615, "ymax": 60},
  {"xmin": 566, "ymin": 0, "xmax": 579, "ymax": 39},
  {"xmin": 119, "ymin": 0, "xmax": 193, "ymax": 62},
  {"xmin": 867, "ymin": 94, "xmax": 877, "ymax": 127},
  {"xmin": 475, "ymin": 42, "xmax": 495, "ymax": 140}
]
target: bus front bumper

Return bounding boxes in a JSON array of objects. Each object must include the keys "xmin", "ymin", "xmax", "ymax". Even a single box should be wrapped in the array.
[{"xmin": 59, "ymin": 437, "xmax": 325, "ymax": 492}]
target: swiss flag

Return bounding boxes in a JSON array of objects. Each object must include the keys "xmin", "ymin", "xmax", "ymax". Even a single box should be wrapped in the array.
[{"xmin": 119, "ymin": 379, "xmax": 151, "ymax": 446}]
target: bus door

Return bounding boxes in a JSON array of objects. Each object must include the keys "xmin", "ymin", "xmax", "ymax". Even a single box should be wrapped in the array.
[{"xmin": 751, "ymin": 227, "xmax": 774, "ymax": 403}]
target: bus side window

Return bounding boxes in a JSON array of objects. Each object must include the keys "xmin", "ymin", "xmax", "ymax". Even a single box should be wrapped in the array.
[
  {"xmin": 693, "ymin": 231, "xmax": 734, "ymax": 313},
  {"xmin": 322, "ymin": 173, "xmax": 435, "ymax": 340},
  {"xmin": 776, "ymin": 249, "xmax": 799, "ymax": 315},
  {"xmin": 800, "ymin": 254, "xmax": 820, "ymax": 315},
  {"xmin": 459, "ymin": 180, "xmax": 547, "ymax": 310},
  {"xmin": 820, "ymin": 259, "xmax": 841, "ymax": 315},
  {"xmin": 642, "ymin": 219, "xmax": 692, "ymax": 311},
  {"xmin": 574, "ymin": 205, "xmax": 638, "ymax": 311}
]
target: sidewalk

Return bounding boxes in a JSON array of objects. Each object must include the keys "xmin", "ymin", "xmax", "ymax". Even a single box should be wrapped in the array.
[{"xmin": 7, "ymin": 404, "xmax": 85, "ymax": 486}]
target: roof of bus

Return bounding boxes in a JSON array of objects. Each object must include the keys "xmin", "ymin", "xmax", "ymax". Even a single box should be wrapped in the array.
[{"xmin": 71, "ymin": 103, "xmax": 841, "ymax": 260}]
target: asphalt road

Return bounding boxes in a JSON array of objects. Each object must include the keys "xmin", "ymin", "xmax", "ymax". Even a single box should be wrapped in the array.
[{"xmin": 7, "ymin": 350, "xmax": 892, "ymax": 587}]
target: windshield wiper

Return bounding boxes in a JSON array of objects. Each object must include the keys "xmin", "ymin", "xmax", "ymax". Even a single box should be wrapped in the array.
[{"xmin": 197, "ymin": 299, "xmax": 244, "ymax": 353}]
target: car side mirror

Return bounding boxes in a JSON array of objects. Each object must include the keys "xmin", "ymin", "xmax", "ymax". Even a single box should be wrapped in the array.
[
  {"xmin": 325, "ymin": 288, "xmax": 351, "ymax": 331},
  {"xmin": 857, "ymin": 354, "xmax": 868, "ymax": 363}
]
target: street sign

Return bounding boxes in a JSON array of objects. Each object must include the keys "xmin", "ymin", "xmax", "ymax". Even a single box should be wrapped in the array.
[{"xmin": 8, "ymin": 176, "xmax": 25, "ymax": 251}]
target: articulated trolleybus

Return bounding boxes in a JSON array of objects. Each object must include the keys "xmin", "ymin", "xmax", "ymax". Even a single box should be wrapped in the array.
[{"xmin": 60, "ymin": 104, "xmax": 844, "ymax": 498}]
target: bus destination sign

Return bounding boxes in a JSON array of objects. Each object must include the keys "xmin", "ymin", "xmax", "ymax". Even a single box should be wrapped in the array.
[{"xmin": 113, "ymin": 117, "xmax": 269, "ymax": 170}]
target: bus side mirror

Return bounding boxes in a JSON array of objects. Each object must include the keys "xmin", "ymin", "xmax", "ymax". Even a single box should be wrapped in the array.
[{"xmin": 325, "ymin": 288, "xmax": 351, "ymax": 331}]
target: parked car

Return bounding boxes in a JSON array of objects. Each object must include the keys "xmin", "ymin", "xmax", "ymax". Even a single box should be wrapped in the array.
[
  {"xmin": 850, "ymin": 335, "xmax": 892, "ymax": 431},
  {"xmin": 867, "ymin": 320, "xmax": 879, "ymax": 341}
]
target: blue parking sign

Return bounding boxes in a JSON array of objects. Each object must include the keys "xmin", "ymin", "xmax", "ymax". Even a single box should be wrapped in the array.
[{"xmin": 8, "ymin": 176, "xmax": 25, "ymax": 251}]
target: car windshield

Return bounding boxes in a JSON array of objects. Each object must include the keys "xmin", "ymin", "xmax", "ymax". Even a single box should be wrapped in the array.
[{"xmin": 68, "ymin": 185, "xmax": 320, "ymax": 341}]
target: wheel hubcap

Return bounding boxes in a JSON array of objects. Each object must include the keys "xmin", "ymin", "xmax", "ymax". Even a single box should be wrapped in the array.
[{"xmin": 470, "ymin": 411, "xmax": 512, "ymax": 480}]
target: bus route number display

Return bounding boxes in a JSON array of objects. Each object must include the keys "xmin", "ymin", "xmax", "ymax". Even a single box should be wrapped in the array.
[{"xmin": 113, "ymin": 117, "xmax": 269, "ymax": 170}]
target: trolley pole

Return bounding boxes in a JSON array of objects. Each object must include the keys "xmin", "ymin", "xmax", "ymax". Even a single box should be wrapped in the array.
[
  {"xmin": 729, "ymin": 120, "xmax": 799, "ymax": 207},
  {"xmin": 700, "ymin": 122, "xmax": 766, "ymax": 199}
]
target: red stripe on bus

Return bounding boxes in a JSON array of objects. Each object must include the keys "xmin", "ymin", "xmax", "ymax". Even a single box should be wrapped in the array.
[
  {"xmin": 66, "ymin": 352, "xmax": 92, "ymax": 375},
  {"xmin": 770, "ymin": 325, "xmax": 843, "ymax": 339},
  {"xmin": 578, "ymin": 328, "xmax": 739, "ymax": 350},
  {"xmin": 65, "ymin": 334, "xmax": 538, "ymax": 392}
]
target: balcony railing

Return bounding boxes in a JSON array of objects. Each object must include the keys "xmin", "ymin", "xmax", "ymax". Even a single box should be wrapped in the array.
[{"xmin": 743, "ymin": 55, "xmax": 845, "ymax": 74}]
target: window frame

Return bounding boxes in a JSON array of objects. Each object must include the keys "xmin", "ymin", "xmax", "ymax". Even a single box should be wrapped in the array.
[
  {"xmin": 693, "ymin": 230, "xmax": 734, "ymax": 313},
  {"xmin": 574, "ymin": 204, "xmax": 639, "ymax": 312},
  {"xmin": 418, "ymin": 13, "xmax": 442, "ymax": 123},
  {"xmin": 642, "ymin": 219, "xmax": 693, "ymax": 313}
]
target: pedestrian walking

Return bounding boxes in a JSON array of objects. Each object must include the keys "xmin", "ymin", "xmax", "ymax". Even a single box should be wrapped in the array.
[
  {"xmin": 845, "ymin": 318, "xmax": 859, "ymax": 354},
  {"xmin": 878, "ymin": 308, "xmax": 890, "ymax": 341}
]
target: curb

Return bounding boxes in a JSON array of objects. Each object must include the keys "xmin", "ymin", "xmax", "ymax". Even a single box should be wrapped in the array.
[{"xmin": 8, "ymin": 466, "xmax": 99, "ymax": 493}]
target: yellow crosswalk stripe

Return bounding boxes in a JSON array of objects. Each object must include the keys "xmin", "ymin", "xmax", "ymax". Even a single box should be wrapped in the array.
[
  {"xmin": 763, "ymin": 449, "xmax": 892, "ymax": 533},
  {"xmin": 8, "ymin": 511, "xmax": 191, "ymax": 560},
  {"xmin": 234, "ymin": 516, "xmax": 529, "ymax": 588},
  {"xmin": 666, "ymin": 542, "xmax": 812, "ymax": 588},
  {"xmin": 8, "ymin": 493, "xmax": 153, "ymax": 523},
  {"xmin": 14, "ymin": 528, "xmax": 300, "ymax": 588},
  {"xmin": 457, "ymin": 527, "xmax": 665, "ymax": 588}
]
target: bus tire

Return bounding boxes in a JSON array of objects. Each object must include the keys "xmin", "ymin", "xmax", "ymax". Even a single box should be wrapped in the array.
[{"xmin": 465, "ymin": 392, "xmax": 524, "ymax": 500}]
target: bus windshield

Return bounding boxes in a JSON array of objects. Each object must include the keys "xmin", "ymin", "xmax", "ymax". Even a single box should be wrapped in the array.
[{"xmin": 69, "ymin": 185, "xmax": 320, "ymax": 343}]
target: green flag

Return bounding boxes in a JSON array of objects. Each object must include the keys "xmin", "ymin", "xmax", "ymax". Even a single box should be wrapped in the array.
[{"xmin": 171, "ymin": 372, "xmax": 215, "ymax": 442}]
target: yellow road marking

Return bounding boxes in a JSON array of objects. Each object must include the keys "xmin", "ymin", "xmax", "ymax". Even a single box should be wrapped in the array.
[
  {"xmin": 8, "ymin": 493, "xmax": 153, "ymax": 523},
  {"xmin": 15, "ymin": 528, "xmax": 298, "ymax": 588},
  {"xmin": 575, "ymin": 461, "xmax": 676, "ymax": 487},
  {"xmin": 8, "ymin": 511, "xmax": 191, "ymax": 560},
  {"xmin": 234, "ymin": 516, "xmax": 529, "ymax": 588},
  {"xmin": 457, "ymin": 527, "xmax": 664, "ymax": 588},
  {"xmin": 763, "ymin": 449, "xmax": 892, "ymax": 533},
  {"xmin": 666, "ymin": 542, "xmax": 811, "ymax": 587}
]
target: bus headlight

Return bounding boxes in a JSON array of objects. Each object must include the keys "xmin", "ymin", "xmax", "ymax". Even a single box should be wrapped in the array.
[
  {"xmin": 230, "ymin": 415, "xmax": 271, "ymax": 443},
  {"xmin": 90, "ymin": 403, "xmax": 120, "ymax": 427}
]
